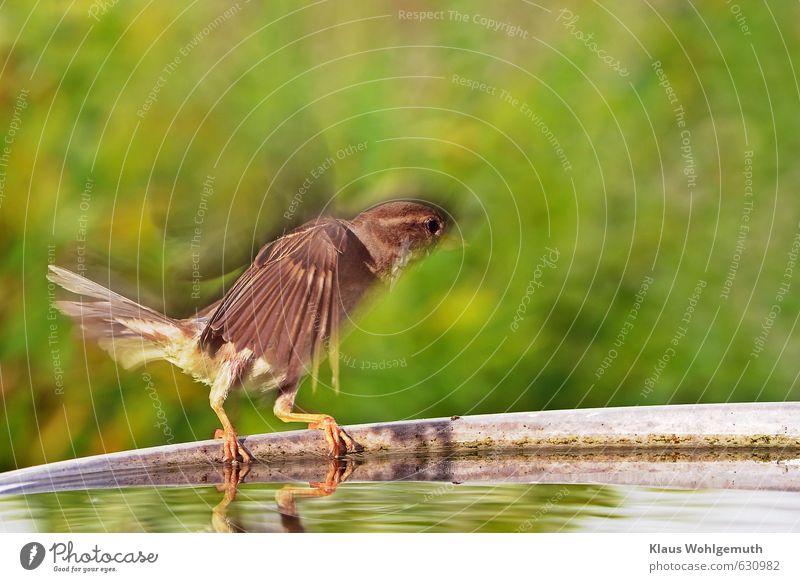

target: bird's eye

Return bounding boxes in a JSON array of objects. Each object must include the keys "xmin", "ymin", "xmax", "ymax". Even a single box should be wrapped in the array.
[{"xmin": 425, "ymin": 218, "xmax": 441, "ymax": 235}]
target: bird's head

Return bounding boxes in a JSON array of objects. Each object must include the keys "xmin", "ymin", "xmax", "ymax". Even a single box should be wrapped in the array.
[{"xmin": 350, "ymin": 199, "xmax": 450, "ymax": 284}]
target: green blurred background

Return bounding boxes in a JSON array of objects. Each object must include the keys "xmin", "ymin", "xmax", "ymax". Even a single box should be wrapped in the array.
[{"xmin": 1, "ymin": 1, "xmax": 799, "ymax": 471}]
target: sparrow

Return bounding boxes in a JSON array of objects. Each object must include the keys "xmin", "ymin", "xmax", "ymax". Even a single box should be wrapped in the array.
[{"xmin": 48, "ymin": 200, "xmax": 449, "ymax": 463}]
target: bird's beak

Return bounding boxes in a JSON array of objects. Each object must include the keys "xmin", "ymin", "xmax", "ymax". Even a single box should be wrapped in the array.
[{"xmin": 439, "ymin": 231, "xmax": 467, "ymax": 251}]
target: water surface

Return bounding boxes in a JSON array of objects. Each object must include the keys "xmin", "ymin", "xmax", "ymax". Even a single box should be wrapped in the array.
[{"xmin": 2, "ymin": 450, "xmax": 799, "ymax": 533}]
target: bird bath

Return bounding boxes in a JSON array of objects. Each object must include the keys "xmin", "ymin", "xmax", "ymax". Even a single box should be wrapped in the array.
[{"xmin": 2, "ymin": 403, "xmax": 800, "ymax": 532}]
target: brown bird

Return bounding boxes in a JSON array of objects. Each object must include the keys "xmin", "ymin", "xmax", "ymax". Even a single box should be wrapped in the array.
[{"xmin": 48, "ymin": 200, "xmax": 448, "ymax": 463}]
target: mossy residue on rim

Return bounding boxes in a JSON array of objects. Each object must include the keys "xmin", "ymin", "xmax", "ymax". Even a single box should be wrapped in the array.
[{"xmin": 441, "ymin": 433, "xmax": 800, "ymax": 452}]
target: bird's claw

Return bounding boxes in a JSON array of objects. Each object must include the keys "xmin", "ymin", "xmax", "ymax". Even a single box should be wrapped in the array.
[
  {"xmin": 308, "ymin": 416, "xmax": 361, "ymax": 458},
  {"xmin": 214, "ymin": 427, "xmax": 253, "ymax": 465}
]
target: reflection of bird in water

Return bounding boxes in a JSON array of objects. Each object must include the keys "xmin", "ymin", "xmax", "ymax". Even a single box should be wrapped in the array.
[
  {"xmin": 211, "ymin": 465, "xmax": 249, "ymax": 534},
  {"xmin": 211, "ymin": 459, "xmax": 356, "ymax": 533},
  {"xmin": 275, "ymin": 458, "xmax": 356, "ymax": 533},
  {"xmin": 48, "ymin": 201, "xmax": 448, "ymax": 463}
]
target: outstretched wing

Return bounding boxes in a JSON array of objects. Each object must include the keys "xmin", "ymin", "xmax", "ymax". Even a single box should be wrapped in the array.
[{"xmin": 199, "ymin": 218, "xmax": 350, "ymax": 390}]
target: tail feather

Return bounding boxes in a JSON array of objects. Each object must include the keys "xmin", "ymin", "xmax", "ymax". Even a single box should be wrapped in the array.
[{"xmin": 47, "ymin": 265, "xmax": 194, "ymax": 369}]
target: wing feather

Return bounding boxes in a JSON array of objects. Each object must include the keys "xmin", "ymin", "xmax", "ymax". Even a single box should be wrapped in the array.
[{"xmin": 199, "ymin": 219, "xmax": 351, "ymax": 387}]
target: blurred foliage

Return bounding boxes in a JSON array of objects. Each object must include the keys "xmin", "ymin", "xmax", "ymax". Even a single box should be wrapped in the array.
[{"xmin": 1, "ymin": 1, "xmax": 800, "ymax": 470}]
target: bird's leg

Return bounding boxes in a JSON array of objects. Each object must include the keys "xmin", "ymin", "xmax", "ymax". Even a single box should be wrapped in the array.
[
  {"xmin": 210, "ymin": 377, "xmax": 252, "ymax": 465},
  {"xmin": 273, "ymin": 385, "xmax": 360, "ymax": 457}
]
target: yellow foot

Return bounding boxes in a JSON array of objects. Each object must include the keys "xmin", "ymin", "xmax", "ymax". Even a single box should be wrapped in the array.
[
  {"xmin": 308, "ymin": 416, "xmax": 360, "ymax": 458},
  {"xmin": 213, "ymin": 427, "xmax": 253, "ymax": 464}
]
